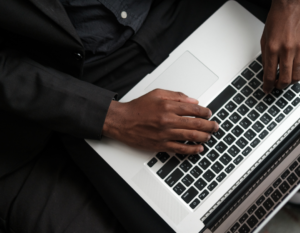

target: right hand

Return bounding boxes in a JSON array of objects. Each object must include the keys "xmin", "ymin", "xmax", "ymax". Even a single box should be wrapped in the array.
[{"xmin": 102, "ymin": 89, "xmax": 219, "ymax": 154}]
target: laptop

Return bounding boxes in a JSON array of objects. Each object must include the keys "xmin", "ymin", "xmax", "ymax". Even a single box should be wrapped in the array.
[{"xmin": 86, "ymin": 1, "xmax": 300, "ymax": 232}]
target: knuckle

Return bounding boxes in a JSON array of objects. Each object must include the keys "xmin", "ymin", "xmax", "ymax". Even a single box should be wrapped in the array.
[
  {"xmin": 189, "ymin": 131, "xmax": 198, "ymax": 141},
  {"xmin": 282, "ymin": 41, "xmax": 294, "ymax": 52},
  {"xmin": 176, "ymin": 91, "xmax": 186, "ymax": 98},
  {"xmin": 159, "ymin": 115, "xmax": 170, "ymax": 126},
  {"xmin": 194, "ymin": 119, "xmax": 202, "ymax": 129},
  {"xmin": 176, "ymin": 145, "xmax": 186, "ymax": 154},
  {"xmin": 267, "ymin": 42, "xmax": 279, "ymax": 54}
]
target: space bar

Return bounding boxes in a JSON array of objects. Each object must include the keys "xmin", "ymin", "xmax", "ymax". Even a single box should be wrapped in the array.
[{"xmin": 206, "ymin": 86, "xmax": 237, "ymax": 114}]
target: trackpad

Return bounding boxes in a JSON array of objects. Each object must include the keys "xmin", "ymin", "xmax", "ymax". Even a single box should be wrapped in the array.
[{"xmin": 145, "ymin": 51, "xmax": 219, "ymax": 99}]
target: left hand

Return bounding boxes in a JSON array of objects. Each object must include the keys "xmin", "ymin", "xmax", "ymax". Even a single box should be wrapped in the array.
[{"xmin": 261, "ymin": 0, "xmax": 300, "ymax": 93}]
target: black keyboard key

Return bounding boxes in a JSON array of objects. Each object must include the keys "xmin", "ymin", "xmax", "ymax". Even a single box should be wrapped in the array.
[
  {"xmin": 211, "ymin": 116, "xmax": 221, "ymax": 124},
  {"xmin": 217, "ymin": 109, "xmax": 229, "ymax": 120},
  {"xmin": 225, "ymin": 101, "xmax": 238, "ymax": 112},
  {"xmin": 148, "ymin": 158, "xmax": 158, "ymax": 167},
  {"xmin": 260, "ymin": 113, "xmax": 272, "ymax": 125},
  {"xmin": 165, "ymin": 169, "xmax": 184, "ymax": 187},
  {"xmin": 224, "ymin": 133, "xmax": 236, "ymax": 145},
  {"xmin": 279, "ymin": 181, "xmax": 290, "ymax": 194},
  {"xmin": 275, "ymin": 113, "xmax": 284, "ymax": 123},
  {"xmin": 247, "ymin": 215, "xmax": 258, "ymax": 228},
  {"xmin": 248, "ymin": 109, "xmax": 260, "ymax": 121},
  {"xmin": 249, "ymin": 77, "xmax": 261, "ymax": 90},
  {"xmin": 236, "ymin": 137, "xmax": 248, "ymax": 149},
  {"xmin": 232, "ymin": 125, "xmax": 244, "ymax": 137},
  {"xmin": 180, "ymin": 160, "xmax": 193, "ymax": 172},
  {"xmin": 275, "ymin": 98, "xmax": 288, "ymax": 109},
  {"xmin": 242, "ymin": 147, "xmax": 252, "ymax": 157},
  {"xmin": 295, "ymin": 165, "xmax": 300, "ymax": 177},
  {"xmin": 263, "ymin": 198, "xmax": 274, "ymax": 211},
  {"xmin": 250, "ymin": 138, "xmax": 260, "ymax": 148},
  {"xmin": 255, "ymin": 102, "xmax": 268, "ymax": 113},
  {"xmin": 259, "ymin": 130, "xmax": 269, "ymax": 140},
  {"xmin": 157, "ymin": 157, "xmax": 180, "ymax": 179},
  {"xmin": 211, "ymin": 161, "xmax": 224, "ymax": 174},
  {"xmin": 283, "ymin": 105, "xmax": 293, "ymax": 115},
  {"xmin": 292, "ymin": 97, "xmax": 300, "ymax": 106},
  {"xmin": 216, "ymin": 172, "xmax": 227, "ymax": 183},
  {"xmin": 252, "ymin": 121, "xmax": 264, "ymax": 133},
  {"xmin": 190, "ymin": 198, "xmax": 200, "ymax": 209},
  {"xmin": 256, "ymin": 196, "xmax": 266, "ymax": 205},
  {"xmin": 233, "ymin": 93, "xmax": 245, "ymax": 104},
  {"xmin": 273, "ymin": 178, "xmax": 282, "ymax": 188},
  {"xmin": 283, "ymin": 90, "xmax": 296, "ymax": 101},
  {"xmin": 244, "ymin": 129, "xmax": 256, "ymax": 141},
  {"xmin": 255, "ymin": 207, "xmax": 267, "ymax": 220},
  {"xmin": 182, "ymin": 187, "xmax": 199, "ymax": 204},
  {"xmin": 190, "ymin": 166, "xmax": 203, "ymax": 178},
  {"xmin": 267, "ymin": 121, "xmax": 277, "ymax": 131},
  {"xmin": 215, "ymin": 141, "xmax": 228, "ymax": 153},
  {"xmin": 195, "ymin": 178, "xmax": 207, "ymax": 191},
  {"xmin": 220, "ymin": 153, "xmax": 232, "ymax": 165},
  {"xmin": 173, "ymin": 183, "xmax": 186, "ymax": 195},
  {"xmin": 281, "ymin": 170, "xmax": 290, "ymax": 179},
  {"xmin": 156, "ymin": 152, "xmax": 170, "ymax": 163},
  {"xmin": 271, "ymin": 190, "xmax": 282, "ymax": 202},
  {"xmin": 221, "ymin": 120, "xmax": 234, "ymax": 131},
  {"xmin": 239, "ymin": 213, "xmax": 249, "ymax": 224},
  {"xmin": 253, "ymin": 89, "xmax": 265, "ymax": 100},
  {"xmin": 239, "ymin": 224, "xmax": 250, "ymax": 233},
  {"xmin": 206, "ymin": 136, "xmax": 218, "ymax": 148},
  {"xmin": 207, "ymin": 181, "xmax": 218, "ymax": 191},
  {"xmin": 263, "ymin": 95, "xmax": 276, "ymax": 105},
  {"xmin": 268, "ymin": 105, "xmax": 280, "ymax": 117},
  {"xmin": 199, "ymin": 190, "xmax": 209, "ymax": 200},
  {"xmin": 229, "ymin": 112, "xmax": 242, "ymax": 124},
  {"xmin": 214, "ymin": 128, "xmax": 226, "ymax": 140},
  {"xmin": 176, "ymin": 153, "xmax": 188, "ymax": 160},
  {"xmin": 290, "ymin": 161, "xmax": 298, "ymax": 171},
  {"xmin": 240, "ymin": 117, "xmax": 252, "ymax": 129},
  {"xmin": 248, "ymin": 204, "xmax": 257, "ymax": 215},
  {"xmin": 291, "ymin": 83, "xmax": 300, "ymax": 93},
  {"xmin": 203, "ymin": 170, "xmax": 215, "ymax": 182},
  {"xmin": 199, "ymin": 158, "xmax": 211, "ymax": 170},
  {"xmin": 271, "ymin": 88, "xmax": 283, "ymax": 98},
  {"xmin": 237, "ymin": 104, "xmax": 249, "ymax": 116},
  {"xmin": 265, "ymin": 187, "xmax": 274, "ymax": 197},
  {"xmin": 245, "ymin": 96, "xmax": 258, "ymax": 108},
  {"xmin": 200, "ymin": 144, "xmax": 209, "ymax": 156},
  {"xmin": 233, "ymin": 155, "xmax": 243, "ymax": 165},
  {"xmin": 287, "ymin": 173, "xmax": 298, "ymax": 185},
  {"xmin": 228, "ymin": 145, "xmax": 240, "ymax": 157},
  {"xmin": 207, "ymin": 150, "xmax": 220, "ymax": 162},
  {"xmin": 241, "ymin": 86, "xmax": 253, "ymax": 97},
  {"xmin": 249, "ymin": 60, "xmax": 262, "ymax": 73},
  {"xmin": 230, "ymin": 222, "xmax": 240, "ymax": 233},
  {"xmin": 225, "ymin": 163, "xmax": 235, "ymax": 174},
  {"xmin": 232, "ymin": 76, "xmax": 247, "ymax": 90},
  {"xmin": 188, "ymin": 154, "xmax": 201, "ymax": 164},
  {"xmin": 242, "ymin": 68, "xmax": 254, "ymax": 80},
  {"xmin": 256, "ymin": 54, "xmax": 262, "ymax": 64},
  {"xmin": 207, "ymin": 86, "xmax": 237, "ymax": 115},
  {"xmin": 182, "ymin": 174, "xmax": 195, "ymax": 187}
]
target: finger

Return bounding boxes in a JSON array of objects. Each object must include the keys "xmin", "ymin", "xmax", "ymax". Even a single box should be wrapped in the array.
[
  {"xmin": 170, "ymin": 116, "xmax": 219, "ymax": 133},
  {"xmin": 152, "ymin": 88, "xmax": 199, "ymax": 104},
  {"xmin": 292, "ymin": 50, "xmax": 300, "ymax": 84},
  {"xmin": 164, "ymin": 141, "xmax": 203, "ymax": 155},
  {"xmin": 263, "ymin": 44, "xmax": 279, "ymax": 93},
  {"xmin": 168, "ymin": 101, "xmax": 212, "ymax": 119},
  {"xmin": 166, "ymin": 129, "xmax": 211, "ymax": 143},
  {"xmin": 276, "ymin": 50, "xmax": 294, "ymax": 89}
]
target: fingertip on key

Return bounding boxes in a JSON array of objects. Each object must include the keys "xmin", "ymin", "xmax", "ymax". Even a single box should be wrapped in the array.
[{"xmin": 198, "ymin": 145, "xmax": 204, "ymax": 153}]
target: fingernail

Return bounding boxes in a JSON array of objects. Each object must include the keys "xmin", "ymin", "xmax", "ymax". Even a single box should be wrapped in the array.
[
  {"xmin": 187, "ymin": 97, "xmax": 199, "ymax": 104},
  {"xmin": 208, "ymin": 110, "xmax": 212, "ymax": 118},
  {"xmin": 199, "ymin": 145, "xmax": 204, "ymax": 153}
]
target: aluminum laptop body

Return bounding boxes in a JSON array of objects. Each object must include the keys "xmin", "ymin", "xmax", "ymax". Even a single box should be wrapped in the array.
[{"xmin": 86, "ymin": 1, "xmax": 300, "ymax": 233}]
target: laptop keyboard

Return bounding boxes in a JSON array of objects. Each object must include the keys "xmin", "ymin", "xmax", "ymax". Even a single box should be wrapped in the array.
[
  {"xmin": 228, "ymin": 156, "xmax": 300, "ymax": 233},
  {"xmin": 147, "ymin": 54, "xmax": 300, "ymax": 210}
]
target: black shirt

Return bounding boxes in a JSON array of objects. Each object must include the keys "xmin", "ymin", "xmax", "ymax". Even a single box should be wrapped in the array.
[{"xmin": 60, "ymin": 0, "xmax": 153, "ymax": 62}]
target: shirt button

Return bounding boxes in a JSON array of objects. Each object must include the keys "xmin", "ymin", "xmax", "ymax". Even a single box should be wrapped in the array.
[
  {"xmin": 121, "ymin": 11, "xmax": 127, "ymax": 19},
  {"xmin": 74, "ymin": 52, "xmax": 83, "ymax": 61}
]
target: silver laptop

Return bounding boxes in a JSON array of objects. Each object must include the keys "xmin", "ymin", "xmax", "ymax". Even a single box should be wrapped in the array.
[{"xmin": 86, "ymin": 1, "xmax": 300, "ymax": 232}]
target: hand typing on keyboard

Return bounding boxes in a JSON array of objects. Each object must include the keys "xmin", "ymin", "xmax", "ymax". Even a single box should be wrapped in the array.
[
  {"xmin": 102, "ymin": 89, "xmax": 219, "ymax": 154},
  {"xmin": 261, "ymin": 0, "xmax": 300, "ymax": 93}
]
